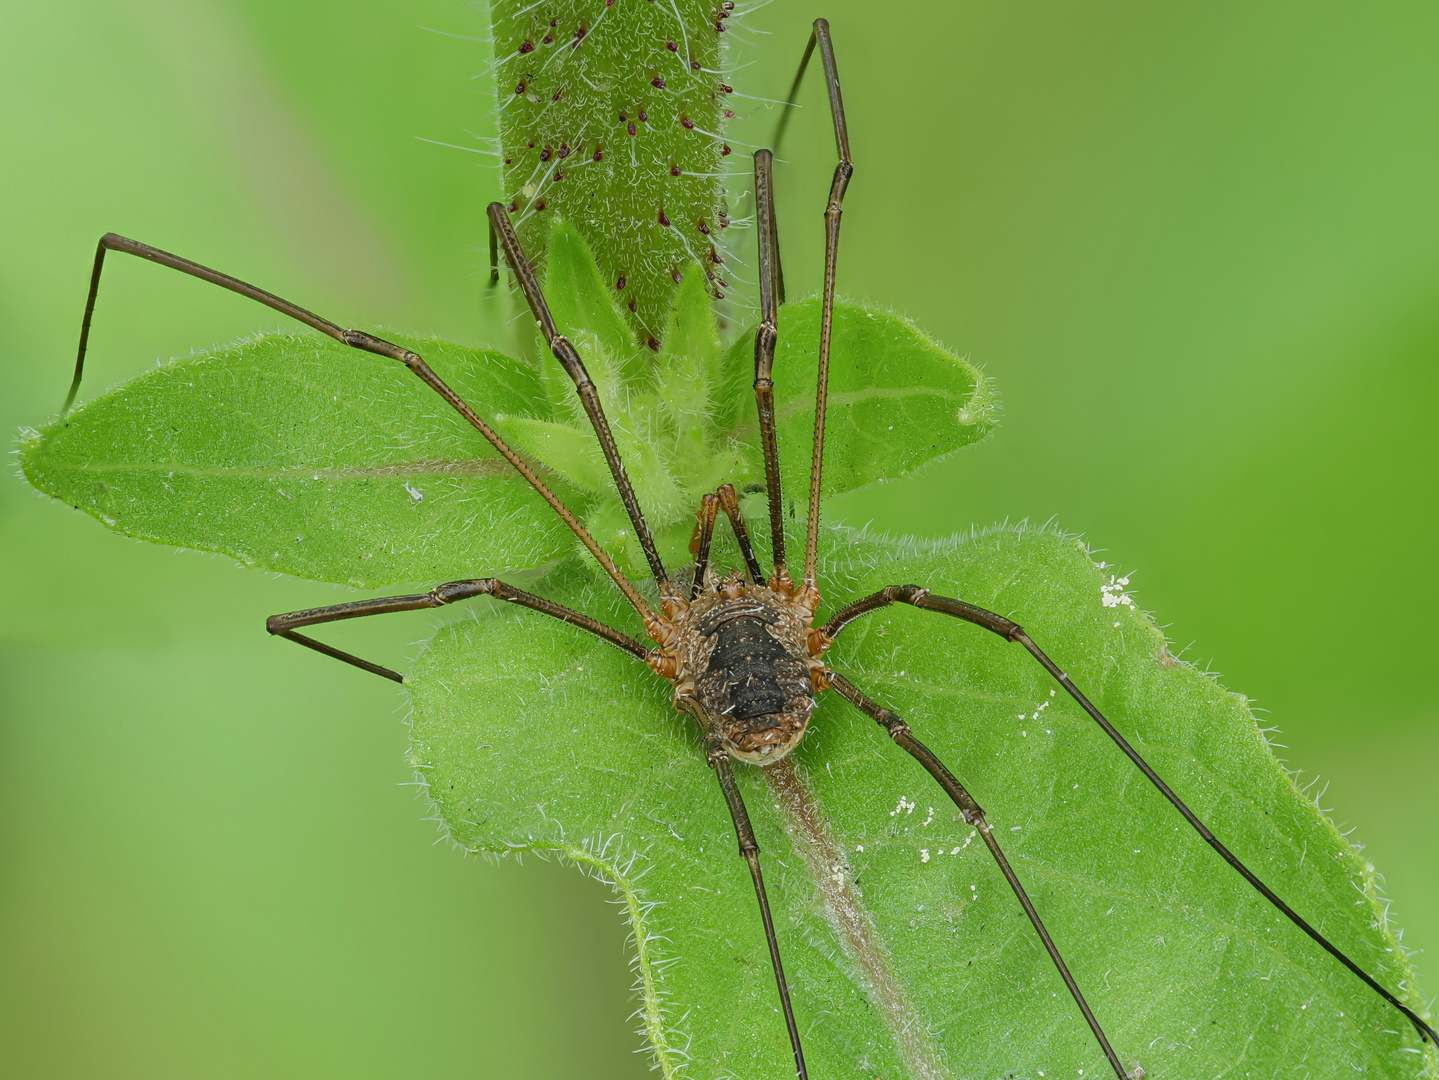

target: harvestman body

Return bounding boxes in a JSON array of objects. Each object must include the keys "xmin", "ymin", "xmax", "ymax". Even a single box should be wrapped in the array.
[{"xmin": 59, "ymin": 19, "xmax": 1435, "ymax": 1080}]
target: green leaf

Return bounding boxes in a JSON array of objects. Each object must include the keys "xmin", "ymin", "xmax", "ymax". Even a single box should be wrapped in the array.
[
  {"xmin": 21, "ymin": 332, "xmax": 573, "ymax": 588},
  {"xmin": 407, "ymin": 525, "xmax": 1434, "ymax": 1079},
  {"xmin": 656, "ymin": 262, "xmax": 722, "ymax": 435},
  {"xmin": 724, "ymin": 297, "xmax": 997, "ymax": 503},
  {"xmin": 491, "ymin": 415, "xmax": 608, "ymax": 494},
  {"xmin": 540, "ymin": 218, "xmax": 639, "ymax": 378}
]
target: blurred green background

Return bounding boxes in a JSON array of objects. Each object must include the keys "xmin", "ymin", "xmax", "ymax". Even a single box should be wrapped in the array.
[{"xmin": 2, "ymin": 1, "xmax": 1435, "ymax": 1075}]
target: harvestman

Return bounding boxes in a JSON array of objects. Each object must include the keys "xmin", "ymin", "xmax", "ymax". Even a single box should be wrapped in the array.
[{"xmin": 60, "ymin": 18, "xmax": 1435, "ymax": 1080}]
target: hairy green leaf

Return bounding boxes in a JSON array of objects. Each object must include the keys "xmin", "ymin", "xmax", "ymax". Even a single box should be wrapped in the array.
[
  {"xmin": 408, "ymin": 526, "xmax": 1434, "ymax": 1079},
  {"xmin": 540, "ymin": 218, "xmax": 638, "ymax": 375},
  {"xmin": 17, "ymin": 283, "xmax": 1018, "ymax": 603},
  {"xmin": 725, "ymin": 297, "xmax": 997, "ymax": 505},
  {"xmin": 658, "ymin": 261, "xmax": 724, "ymax": 428},
  {"xmin": 20, "ymin": 333, "xmax": 572, "ymax": 588}
]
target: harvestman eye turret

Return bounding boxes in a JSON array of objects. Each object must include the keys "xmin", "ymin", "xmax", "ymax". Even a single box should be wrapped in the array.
[{"xmin": 59, "ymin": 18, "xmax": 1436, "ymax": 1080}]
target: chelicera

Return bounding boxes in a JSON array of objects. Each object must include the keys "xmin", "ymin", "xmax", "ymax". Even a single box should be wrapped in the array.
[{"xmin": 57, "ymin": 17, "xmax": 1435, "ymax": 1080}]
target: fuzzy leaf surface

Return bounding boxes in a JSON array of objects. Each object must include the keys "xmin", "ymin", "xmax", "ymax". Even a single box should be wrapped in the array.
[
  {"xmin": 407, "ymin": 526, "xmax": 1434, "ymax": 1080},
  {"xmin": 21, "ymin": 333, "xmax": 571, "ymax": 588},
  {"xmin": 724, "ymin": 297, "xmax": 997, "ymax": 504},
  {"xmin": 540, "ymin": 219, "xmax": 637, "ymax": 373}
]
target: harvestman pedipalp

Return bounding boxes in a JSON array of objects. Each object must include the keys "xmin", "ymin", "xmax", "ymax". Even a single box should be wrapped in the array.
[{"xmin": 58, "ymin": 17, "xmax": 1436, "ymax": 1080}]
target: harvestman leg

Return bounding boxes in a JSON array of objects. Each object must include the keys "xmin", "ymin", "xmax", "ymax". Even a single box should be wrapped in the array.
[
  {"xmin": 823, "ymin": 585, "xmax": 1439, "ymax": 1045},
  {"xmin": 487, "ymin": 204, "xmax": 673, "ymax": 597},
  {"xmin": 751, "ymin": 149, "xmax": 791, "ymax": 587},
  {"xmin": 675, "ymin": 483, "xmax": 811, "ymax": 1074},
  {"xmin": 268, "ymin": 579, "xmax": 648, "ymax": 682},
  {"xmin": 689, "ymin": 493, "xmax": 721, "ymax": 600},
  {"xmin": 689, "ymin": 483, "xmax": 765, "ymax": 599},
  {"xmin": 672, "ymin": 696, "xmax": 810, "ymax": 1080},
  {"xmin": 715, "ymin": 482, "xmax": 766, "ymax": 585},
  {"xmin": 775, "ymin": 18, "xmax": 852, "ymax": 593},
  {"xmin": 71, "ymin": 234, "xmax": 813, "ymax": 1071},
  {"xmin": 827, "ymin": 672, "xmax": 1130, "ymax": 1080},
  {"xmin": 752, "ymin": 19, "xmax": 851, "ymax": 594},
  {"xmin": 64, "ymin": 233, "xmax": 662, "ymax": 634}
]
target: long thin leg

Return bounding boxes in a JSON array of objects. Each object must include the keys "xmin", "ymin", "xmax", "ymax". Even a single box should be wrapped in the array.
[
  {"xmin": 823, "ymin": 585, "xmax": 1439, "ymax": 1045},
  {"xmin": 786, "ymin": 19, "xmax": 852, "ymax": 594},
  {"xmin": 487, "ymin": 203, "xmax": 672, "ymax": 597},
  {"xmin": 752, "ymin": 150, "xmax": 790, "ymax": 588},
  {"xmin": 689, "ymin": 493, "xmax": 720, "ymax": 601},
  {"xmin": 716, "ymin": 482, "xmax": 765, "ymax": 585},
  {"xmin": 488, "ymin": 213, "xmax": 500, "ymax": 286},
  {"xmin": 773, "ymin": 24, "xmax": 816, "ymax": 156},
  {"xmin": 65, "ymin": 233, "xmax": 661, "ymax": 636},
  {"xmin": 691, "ymin": 720, "xmax": 808, "ymax": 1080},
  {"xmin": 828, "ymin": 673, "xmax": 1129, "ymax": 1080},
  {"xmin": 268, "ymin": 577, "xmax": 648, "ymax": 682},
  {"xmin": 770, "ymin": 168, "xmax": 786, "ymax": 307}
]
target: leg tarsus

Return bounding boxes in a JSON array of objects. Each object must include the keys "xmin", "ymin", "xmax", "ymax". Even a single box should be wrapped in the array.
[
  {"xmin": 488, "ymin": 213, "xmax": 499, "ymax": 287},
  {"xmin": 276, "ymin": 629, "xmax": 404, "ymax": 683},
  {"xmin": 773, "ymin": 23, "xmax": 819, "ymax": 155}
]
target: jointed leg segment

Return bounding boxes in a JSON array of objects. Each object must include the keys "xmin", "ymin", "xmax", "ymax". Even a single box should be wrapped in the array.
[
  {"xmin": 828, "ymin": 672, "xmax": 1130, "ymax": 1080},
  {"xmin": 67, "ymin": 232, "xmax": 661, "ymax": 632},
  {"xmin": 761, "ymin": 19, "xmax": 853, "ymax": 596},
  {"xmin": 788, "ymin": 19, "xmax": 852, "ymax": 592},
  {"xmin": 824, "ymin": 584, "xmax": 1439, "ymax": 1045},
  {"xmin": 268, "ymin": 578, "xmax": 649, "ymax": 683},
  {"xmin": 689, "ymin": 493, "xmax": 721, "ymax": 600},
  {"xmin": 487, "ymin": 204, "xmax": 672, "ymax": 598},
  {"xmin": 716, "ymin": 483, "xmax": 765, "ymax": 584},
  {"xmin": 679, "ymin": 706, "xmax": 808, "ymax": 1080},
  {"xmin": 751, "ymin": 149, "xmax": 789, "ymax": 586},
  {"xmin": 689, "ymin": 484, "xmax": 771, "ymax": 598}
]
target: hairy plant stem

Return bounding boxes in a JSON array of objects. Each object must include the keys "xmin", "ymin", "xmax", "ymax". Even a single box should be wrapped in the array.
[{"xmin": 492, "ymin": 0, "xmax": 734, "ymax": 347}]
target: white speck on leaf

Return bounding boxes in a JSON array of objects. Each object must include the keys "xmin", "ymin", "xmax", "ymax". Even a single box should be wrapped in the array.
[{"xmin": 1100, "ymin": 573, "xmax": 1137, "ymax": 610}]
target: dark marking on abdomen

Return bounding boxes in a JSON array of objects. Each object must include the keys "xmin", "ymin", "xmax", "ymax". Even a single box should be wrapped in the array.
[{"xmin": 699, "ymin": 615, "xmax": 804, "ymax": 720}]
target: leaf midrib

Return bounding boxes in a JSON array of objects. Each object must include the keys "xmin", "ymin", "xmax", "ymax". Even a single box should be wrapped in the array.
[{"xmin": 32, "ymin": 457, "xmax": 518, "ymax": 480}]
